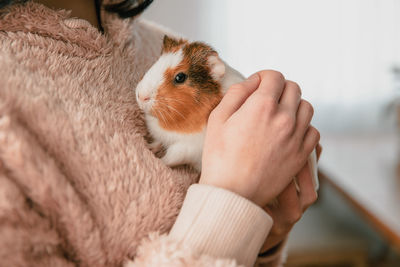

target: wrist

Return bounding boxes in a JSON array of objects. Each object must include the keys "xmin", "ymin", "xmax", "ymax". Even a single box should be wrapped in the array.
[{"xmin": 199, "ymin": 177, "xmax": 255, "ymax": 205}]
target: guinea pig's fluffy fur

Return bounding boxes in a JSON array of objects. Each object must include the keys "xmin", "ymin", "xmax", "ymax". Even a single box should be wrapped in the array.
[{"xmin": 135, "ymin": 35, "xmax": 244, "ymax": 171}]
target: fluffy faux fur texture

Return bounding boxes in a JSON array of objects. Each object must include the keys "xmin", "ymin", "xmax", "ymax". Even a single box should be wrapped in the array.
[
  {"xmin": 0, "ymin": 2, "xmax": 283, "ymax": 267},
  {"xmin": 0, "ymin": 2, "xmax": 198, "ymax": 266}
]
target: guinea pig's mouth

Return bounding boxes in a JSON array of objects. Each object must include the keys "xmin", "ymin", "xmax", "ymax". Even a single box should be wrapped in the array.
[
  {"xmin": 136, "ymin": 90, "xmax": 154, "ymax": 111},
  {"xmin": 137, "ymin": 100, "xmax": 154, "ymax": 113}
]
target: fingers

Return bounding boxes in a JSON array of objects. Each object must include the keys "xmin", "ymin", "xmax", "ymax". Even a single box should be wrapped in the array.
[
  {"xmin": 212, "ymin": 70, "xmax": 290, "ymax": 124},
  {"xmin": 279, "ymin": 81, "xmax": 302, "ymax": 117},
  {"xmin": 316, "ymin": 143, "xmax": 322, "ymax": 160},
  {"xmin": 252, "ymin": 70, "xmax": 286, "ymax": 101},
  {"xmin": 211, "ymin": 73, "xmax": 260, "ymax": 122},
  {"xmin": 295, "ymin": 100, "xmax": 314, "ymax": 139},
  {"xmin": 296, "ymin": 163, "xmax": 318, "ymax": 210},
  {"xmin": 276, "ymin": 180, "xmax": 302, "ymax": 223},
  {"xmin": 277, "ymin": 181, "xmax": 300, "ymax": 210},
  {"xmin": 302, "ymin": 125, "xmax": 320, "ymax": 155}
]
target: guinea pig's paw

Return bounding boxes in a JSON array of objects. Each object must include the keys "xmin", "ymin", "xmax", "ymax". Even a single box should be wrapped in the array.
[
  {"xmin": 160, "ymin": 144, "xmax": 188, "ymax": 168},
  {"xmin": 148, "ymin": 141, "xmax": 163, "ymax": 153}
]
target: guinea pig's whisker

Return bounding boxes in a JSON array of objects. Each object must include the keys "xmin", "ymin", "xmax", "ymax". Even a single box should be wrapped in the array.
[
  {"xmin": 155, "ymin": 107, "xmax": 167, "ymax": 125},
  {"xmin": 160, "ymin": 112, "xmax": 168, "ymax": 125},
  {"xmin": 164, "ymin": 104, "xmax": 186, "ymax": 120},
  {"xmin": 153, "ymin": 108, "xmax": 162, "ymax": 123},
  {"xmin": 159, "ymin": 105, "xmax": 175, "ymax": 122},
  {"xmin": 157, "ymin": 105, "xmax": 184, "ymax": 130},
  {"xmin": 156, "ymin": 98, "xmax": 186, "ymax": 120},
  {"xmin": 170, "ymin": 97, "xmax": 187, "ymax": 106},
  {"xmin": 159, "ymin": 97, "xmax": 186, "ymax": 106},
  {"xmin": 158, "ymin": 104, "xmax": 178, "ymax": 124}
]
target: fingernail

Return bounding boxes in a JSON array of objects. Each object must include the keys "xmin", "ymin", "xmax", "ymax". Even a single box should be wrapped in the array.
[
  {"xmin": 309, "ymin": 149, "xmax": 319, "ymax": 191},
  {"xmin": 247, "ymin": 73, "xmax": 259, "ymax": 81}
]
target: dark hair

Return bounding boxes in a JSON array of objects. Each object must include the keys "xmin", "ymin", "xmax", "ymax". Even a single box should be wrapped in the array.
[
  {"xmin": 0, "ymin": 0, "xmax": 16, "ymax": 9},
  {"xmin": 0, "ymin": 0, "xmax": 153, "ymax": 19},
  {"xmin": 104, "ymin": 0, "xmax": 153, "ymax": 18}
]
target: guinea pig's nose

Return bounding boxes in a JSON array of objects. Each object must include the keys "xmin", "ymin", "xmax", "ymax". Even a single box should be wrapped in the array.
[{"xmin": 138, "ymin": 94, "xmax": 150, "ymax": 103}]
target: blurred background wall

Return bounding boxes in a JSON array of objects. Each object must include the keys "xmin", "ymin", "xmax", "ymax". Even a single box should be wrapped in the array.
[{"xmin": 143, "ymin": 0, "xmax": 400, "ymax": 133}]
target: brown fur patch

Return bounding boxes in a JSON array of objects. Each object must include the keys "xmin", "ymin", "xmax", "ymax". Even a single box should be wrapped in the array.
[
  {"xmin": 152, "ymin": 66, "xmax": 222, "ymax": 133},
  {"xmin": 183, "ymin": 42, "xmax": 221, "ymax": 94},
  {"xmin": 155, "ymin": 37, "xmax": 223, "ymax": 133}
]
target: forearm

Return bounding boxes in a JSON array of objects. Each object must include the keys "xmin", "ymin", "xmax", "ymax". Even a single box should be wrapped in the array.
[{"xmin": 168, "ymin": 184, "xmax": 273, "ymax": 266}]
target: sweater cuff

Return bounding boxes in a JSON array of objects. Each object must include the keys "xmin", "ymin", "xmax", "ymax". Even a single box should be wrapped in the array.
[{"xmin": 169, "ymin": 184, "xmax": 273, "ymax": 267}]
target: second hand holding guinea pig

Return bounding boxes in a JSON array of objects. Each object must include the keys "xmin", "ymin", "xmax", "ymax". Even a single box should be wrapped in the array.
[{"xmin": 136, "ymin": 35, "xmax": 319, "ymax": 191}]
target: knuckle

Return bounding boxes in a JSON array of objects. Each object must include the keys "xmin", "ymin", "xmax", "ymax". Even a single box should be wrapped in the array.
[
  {"xmin": 301, "ymin": 100, "xmax": 314, "ymax": 117},
  {"xmin": 309, "ymin": 191, "xmax": 318, "ymax": 203},
  {"xmin": 310, "ymin": 126, "xmax": 321, "ymax": 142},
  {"xmin": 306, "ymin": 102, "xmax": 314, "ymax": 116},
  {"xmin": 258, "ymin": 70, "xmax": 285, "ymax": 83},
  {"xmin": 277, "ymin": 113, "xmax": 295, "ymax": 134},
  {"xmin": 304, "ymin": 191, "xmax": 318, "ymax": 207},
  {"xmin": 262, "ymin": 96, "xmax": 278, "ymax": 110},
  {"xmin": 303, "ymin": 127, "xmax": 321, "ymax": 154},
  {"xmin": 287, "ymin": 81, "xmax": 302, "ymax": 96},
  {"xmin": 290, "ymin": 209, "xmax": 302, "ymax": 224},
  {"xmin": 273, "ymin": 224, "xmax": 288, "ymax": 236},
  {"xmin": 270, "ymin": 70, "xmax": 285, "ymax": 82},
  {"xmin": 254, "ymin": 96, "xmax": 277, "ymax": 114},
  {"xmin": 316, "ymin": 129, "xmax": 321, "ymax": 142}
]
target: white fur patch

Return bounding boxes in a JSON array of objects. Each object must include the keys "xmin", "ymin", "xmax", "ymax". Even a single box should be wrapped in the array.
[
  {"xmin": 145, "ymin": 114, "xmax": 205, "ymax": 171},
  {"xmin": 207, "ymin": 55, "xmax": 225, "ymax": 81},
  {"xmin": 221, "ymin": 61, "xmax": 245, "ymax": 94},
  {"xmin": 135, "ymin": 50, "xmax": 183, "ymax": 113}
]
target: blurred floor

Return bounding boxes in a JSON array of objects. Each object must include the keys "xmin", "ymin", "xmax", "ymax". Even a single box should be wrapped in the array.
[{"xmin": 286, "ymin": 181, "xmax": 400, "ymax": 267}]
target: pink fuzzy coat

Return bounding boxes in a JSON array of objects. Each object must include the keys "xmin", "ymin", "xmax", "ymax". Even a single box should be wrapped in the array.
[{"xmin": 0, "ymin": 2, "xmax": 284, "ymax": 266}]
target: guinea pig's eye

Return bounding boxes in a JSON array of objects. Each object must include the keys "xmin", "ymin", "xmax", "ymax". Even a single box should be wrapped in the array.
[{"xmin": 174, "ymin": 73, "xmax": 187, "ymax": 84}]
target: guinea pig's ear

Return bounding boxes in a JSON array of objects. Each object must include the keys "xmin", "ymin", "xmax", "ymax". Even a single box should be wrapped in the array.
[
  {"xmin": 163, "ymin": 35, "xmax": 176, "ymax": 48},
  {"xmin": 207, "ymin": 53, "xmax": 226, "ymax": 81},
  {"xmin": 162, "ymin": 35, "xmax": 185, "ymax": 52}
]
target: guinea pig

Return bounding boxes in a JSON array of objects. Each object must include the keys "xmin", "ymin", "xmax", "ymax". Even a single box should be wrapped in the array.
[
  {"xmin": 136, "ymin": 35, "xmax": 319, "ymax": 190},
  {"xmin": 136, "ymin": 35, "xmax": 244, "ymax": 171}
]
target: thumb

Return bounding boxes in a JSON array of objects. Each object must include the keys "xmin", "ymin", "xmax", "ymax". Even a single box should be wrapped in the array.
[{"xmin": 212, "ymin": 73, "xmax": 260, "ymax": 122}]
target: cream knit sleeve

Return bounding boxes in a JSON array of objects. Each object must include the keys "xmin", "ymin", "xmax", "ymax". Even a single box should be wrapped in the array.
[
  {"xmin": 169, "ymin": 184, "xmax": 273, "ymax": 266},
  {"xmin": 126, "ymin": 184, "xmax": 274, "ymax": 267}
]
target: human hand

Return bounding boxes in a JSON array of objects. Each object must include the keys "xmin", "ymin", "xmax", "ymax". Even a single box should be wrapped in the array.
[
  {"xmin": 199, "ymin": 70, "xmax": 320, "ymax": 207},
  {"xmin": 260, "ymin": 144, "xmax": 322, "ymax": 253}
]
